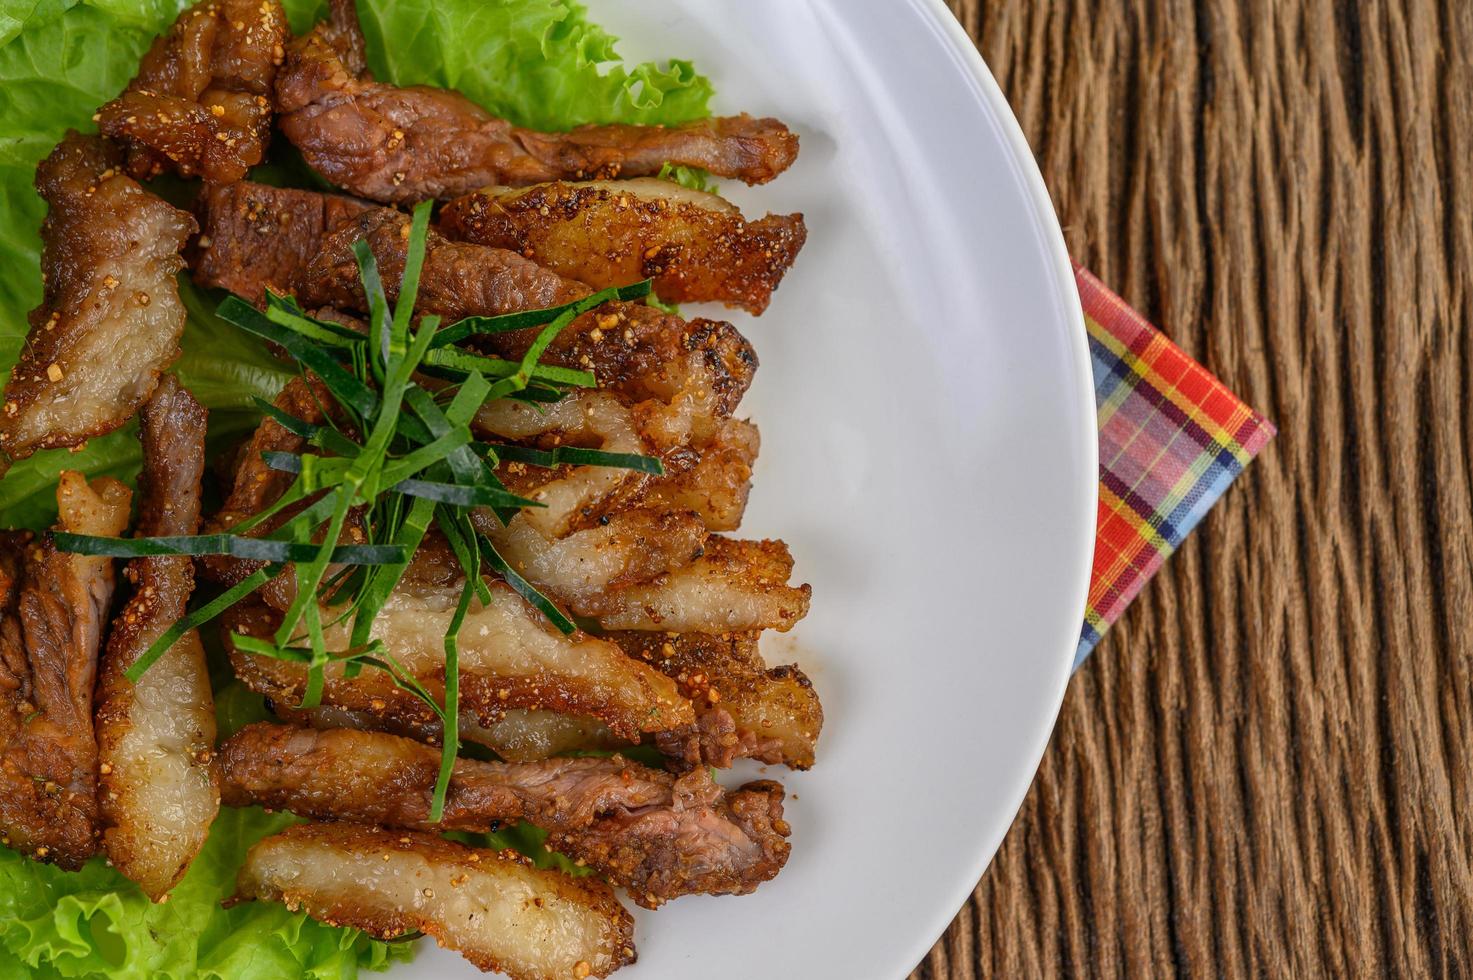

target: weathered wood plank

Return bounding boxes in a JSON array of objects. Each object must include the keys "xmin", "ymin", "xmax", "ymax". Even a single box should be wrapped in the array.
[{"xmin": 917, "ymin": 1, "xmax": 1472, "ymax": 976}]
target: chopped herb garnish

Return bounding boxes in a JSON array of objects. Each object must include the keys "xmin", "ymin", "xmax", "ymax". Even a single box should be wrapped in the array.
[
  {"xmin": 60, "ymin": 202, "xmax": 659, "ymax": 819},
  {"xmin": 483, "ymin": 442, "xmax": 665, "ymax": 475}
]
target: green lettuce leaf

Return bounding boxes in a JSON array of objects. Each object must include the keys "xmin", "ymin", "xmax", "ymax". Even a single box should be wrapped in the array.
[{"xmin": 342, "ymin": 0, "xmax": 712, "ymax": 131}]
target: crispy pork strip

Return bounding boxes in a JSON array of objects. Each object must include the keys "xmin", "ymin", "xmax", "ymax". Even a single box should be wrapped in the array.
[
  {"xmin": 615, "ymin": 631, "xmax": 822, "ymax": 770},
  {"xmin": 466, "ymin": 398, "xmax": 756, "ymax": 616},
  {"xmin": 96, "ymin": 0, "xmax": 289, "ymax": 183},
  {"xmin": 442, "ymin": 179, "xmax": 807, "ymax": 314},
  {"xmin": 235, "ymin": 823, "xmax": 636, "ymax": 980},
  {"xmin": 472, "ymin": 392, "xmax": 755, "ymax": 533},
  {"xmin": 276, "ymin": 0, "xmax": 798, "ymax": 204},
  {"xmin": 196, "ymin": 376, "xmax": 328, "ymax": 603},
  {"xmin": 475, "ymin": 391, "xmax": 656, "ymax": 539},
  {"xmin": 298, "ymin": 207, "xmax": 588, "ymax": 319},
  {"xmin": 284, "ymin": 688, "xmax": 800, "ymax": 773},
  {"xmin": 482, "ymin": 511, "xmax": 707, "ymax": 620},
  {"xmin": 197, "ymin": 193, "xmax": 758, "ymax": 419},
  {"xmin": 95, "ymin": 378, "xmax": 217, "ymax": 899},
  {"xmin": 0, "ymin": 134, "xmax": 195, "ymax": 465},
  {"xmin": 0, "ymin": 474, "xmax": 131, "ymax": 867},
  {"xmin": 619, "ymin": 415, "xmax": 758, "ymax": 533},
  {"xmin": 190, "ymin": 182, "xmax": 373, "ymax": 304},
  {"xmin": 224, "ymin": 584, "xmax": 693, "ymax": 741},
  {"xmin": 281, "ymin": 703, "xmax": 624, "ymax": 763},
  {"xmin": 596, "ymin": 537, "xmax": 811, "ymax": 633},
  {"xmin": 468, "ymin": 710, "xmax": 622, "ymax": 762},
  {"xmin": 219, "ymin": 723, "xmax": 792, "ymax": 906}
]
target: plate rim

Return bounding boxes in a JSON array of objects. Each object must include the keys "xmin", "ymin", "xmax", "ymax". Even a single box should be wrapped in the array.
[{"xmin": 894, "ymin": 1, "xmax": 1098, "ymax": 973}]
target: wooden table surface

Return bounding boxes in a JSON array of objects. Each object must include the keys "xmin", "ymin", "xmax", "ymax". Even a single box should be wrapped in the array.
[{"xmin": 913, "ymin": 1, "xmax": 1472, "ymax": 976}]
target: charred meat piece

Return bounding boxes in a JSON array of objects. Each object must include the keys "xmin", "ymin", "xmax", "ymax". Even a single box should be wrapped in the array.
[
  {"xmin": 636, "ymin": 416, "xmax": 759, "ymax": 532},
  {"xmin": 96, "ymin": 0, "xmax": 290, "ymax": 183},
  {"xmin": 220, "ymin": 723, "xmax": 792, "ymax": 907},
  {"xmin": 469, "ymin": 396, "xmax": 759, "ymax": 621},
  {"xmin": 474, "ymin": 391, "xmax": 666, "ymax": 542},
  {"xmin": 593, "ymin": 536, "xmax": 811, "ymax": 634},
  {"xmin": 442, "ymin": 179, "xmax": 807, "ymax": 315},
  {"xmin": 280, "ymin": 703, "xmax": 624, "ymax": 764},
  {"xmin": 207, "ymin": 376, "xmax": 328, "ymax": 540},
  {"xmin": 235, "ymin": 822, "xmax": 636, "ymax": 980},
  {"xmin": 193, "ymin": 190, "xmax": 758, "ymax": 417},
  {"xmin": 481, "ymin": 508, "xmax": 709, "ymax": 621},
  {"xmin": 297, "ymin": 207, "xmax": 587, "ymax": 318},
  {"xmin": 195, "ymin": 376, "xmax": 317, "ymax": 603},
  {"xmin": 302, "ymin": 210, "xmax": 757, "ymax": 416},
  {"xmin": 276, "ymin": 0, "xmax": 798, "ymax": 204},
  {"xmin": 95, "ymin": 377, "xmax": 218, "ymax": 899},
  {"xmin": 224, "ymin": 584, "xmax": 693, "ymax": 742},
  {"xmin": 190, "ymin": 182, "xmax": 372, "ymax": 304},
  {"xmin": 0, "ymin": 473, "xmax": 131, "ymax": 868},
  {"xmin": 616, "ymin": 631, "xmax": 822, "ymax": 770},
  {"xmin": 470, "ymin": 390, "xmax": 756, "ymax": 533},
  {"xmin": 0, "ymin": 134, "xmax": 195, "ymax": 466}
]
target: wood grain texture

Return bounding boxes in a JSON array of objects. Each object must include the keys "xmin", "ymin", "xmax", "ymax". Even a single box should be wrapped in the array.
[{"xmin": 914, "ymin": 1, "xmax": 1472, "ymax": 977}]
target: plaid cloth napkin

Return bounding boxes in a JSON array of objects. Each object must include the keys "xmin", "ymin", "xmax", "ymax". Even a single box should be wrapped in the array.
[{"xmin": 1074, "ymin": 264, "xmax": 1275, "ymax": 667}]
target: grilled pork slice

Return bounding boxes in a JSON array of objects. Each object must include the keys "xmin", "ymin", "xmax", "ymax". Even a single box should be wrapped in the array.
[
  {"xmin": 96, "ymin": 0, "xmax": 289, "ymax": 183},
  {"xmin": 95, "ymin": 377, "xmax": 217, "ymax": 899},
  {"xmin": 614, "ymin": 631, "xmax": 822, "ymax": 770},
  {"xmin": 469, "ymin": 397, "xmax": 758, "ymax": 621},
  {"xmin": 235, "ymin": 822, "xmax": 636, "ymax": 980},
  {"xmin": 219, "ymin": 723, "xmax": 792, "ymax": 907},
  {"xmin": 207, "ymin": 376, "xmax": 325, "ymax": 536},
  {"xmin": 224, "ymin": 587, "xmax": 693, "ymax": 742},
  {"xmin": 638, "ymin": 416, "xmax": 759, "ymax": 532},
  {"xmin": 300, "ymin": 212, "xmax": 758, "ymax": 419},
  {"xmin": 476, "ymin": 391, "xmax": 667, "ymax": 540},
  {"xmin": 481, "ymin": 510, "xmax": 706, "ymax": 620},
  {"xmin": 442, "ymin": 179, "xmax": 807, "ymax": 314},
  {"xmin": 190, "ymin": 182, "xmax": 372, "ymax": 304},
  {"xmin": 282, "ymin": 703, "xmax": 623, "ymax": 763},
  {"xmin": 0, "ymin": 473, "xmax": 131, "ymax": 867},
  {"xmin": 194, "ymin": 376, "xmax": 324, "ymax": 605},
  {"xmin": 472, "ymin": 391, "xmax": 756, "ymax": 530},
  {"xmin": 464, "ymin": 709, "xmax": 621, "ymax": 762},
  {"xmin": 192, "ymin": 193, "xmax": 759, "ymax": 420},
  {"xmin": 276, "ymin": 0, "xmax": 798, "ymax": 204},
  {"xmin": 297, "ymin": 207, "xmax": 588, "ymax": 319},
  {"xmin": 593, "ymin": 537, "xmax": 811, "ymax": 634},
  {"xmin": 0, "ymin": 134, "xmax": 195, "ymax": 466}
]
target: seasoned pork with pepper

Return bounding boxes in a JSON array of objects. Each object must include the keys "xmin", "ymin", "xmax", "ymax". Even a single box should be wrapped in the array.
[
  {"xmin": 0, "ymin": 134, "xmax": 195, "ymax": 466},
  {"xmin": 190, "ymin": 181, "xmax": 372, "ymax": 304},
  {"xmin": 97, "ymin": 0, "xmax": 290, "ymax": 183},
  {"xmin": 95, "ymin": 377, "xmax": 218, "ymax": 900},
  {"xmin": 0, "ymin": 473, "xmax": 131, "ymax": 868},
  {"xmin": 614, "ymin": 630, "xmax": 823, "ymax": 770},
  {"xmin": 220, "ymin": 723, "xmax": 792, "ymax": 906},
  {"xmin": 235, "ymin": 822, "xmax": 636, "ymax": 980},
  {"xmin": 224, "ymin": 592, "xmax": 694, "ymax": 743},
  {"xmin": 276, "ymin": 0, "xmax": 799, "ymax": 203},
  {"xmin": 442, "ymin": 179, "xmax": 807, "ymax": 314}
]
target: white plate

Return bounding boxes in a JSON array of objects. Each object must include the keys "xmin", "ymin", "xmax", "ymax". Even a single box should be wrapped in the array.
[{"xmin": 403, "ymin": 1, "xmax": 1096, "ymax": 977}]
